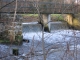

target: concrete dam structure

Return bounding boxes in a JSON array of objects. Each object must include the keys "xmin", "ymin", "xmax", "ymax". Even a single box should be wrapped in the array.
[{"xmin": 0, "ymin": 0, "xmax": 80, "ymax": 31}]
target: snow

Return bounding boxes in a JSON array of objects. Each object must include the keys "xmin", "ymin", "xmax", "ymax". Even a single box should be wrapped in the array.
[{"xmin": 22, "ymin": 30, "xmax": 80, "ymax": 44}]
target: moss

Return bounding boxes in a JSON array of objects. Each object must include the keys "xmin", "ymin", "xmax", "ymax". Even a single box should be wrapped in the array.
[
  {"xmin": 15, "ymin": 35, "xmax": 22, "ymax": 41},
  {"xmin": 0, "ymin": 35, "xmax": 22, "ymax": 45},
  {"xmin": 0, "ymin": 39, "xmax": 10, "ymax": 44},
  {"xmin": 73, "ymin": 18, "xmax": 80, "ymax": 30}
]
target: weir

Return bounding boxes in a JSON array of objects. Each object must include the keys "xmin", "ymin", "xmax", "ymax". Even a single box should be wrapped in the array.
[
  {"xmin": 0, "ymin": 0, "xmax": 80, "ymax": 32},
  {"xmin": 39, "ymin": 14, "xmax": 51, "ymax": 32},
  {"xmin": 22, "ymin": 23, "xmax": 42, "ymax": 33},
  {"xmin": 0, "ymin": 0, "xmax": 80, "ymax": 35}
]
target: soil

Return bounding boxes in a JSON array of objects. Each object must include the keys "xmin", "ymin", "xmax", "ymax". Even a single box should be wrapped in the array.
[
  {"xmin": 23, "ymin": 16, "xmax": 39, "ymax": 22},
  {"xmin": 23, "ymin": 16, "xmax": 59, "ymax": 22}
]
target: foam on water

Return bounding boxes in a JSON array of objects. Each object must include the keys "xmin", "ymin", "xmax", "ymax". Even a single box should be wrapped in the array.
[{"xmin": 22, "ymin": 22, "xmax": 80, "ymax": 43}]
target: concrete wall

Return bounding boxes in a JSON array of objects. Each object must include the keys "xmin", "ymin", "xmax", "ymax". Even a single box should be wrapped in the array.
[
  {"xmin": 64, "ymin": 14, "xmax": 80, "ymax": 30},
  {"xmin": 39, "ymin": 14, "xmax": 51, "ymax": 32}
]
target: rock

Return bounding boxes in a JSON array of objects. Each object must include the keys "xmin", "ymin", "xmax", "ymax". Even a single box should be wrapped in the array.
[
  {"xmin": 23, "ymin": 39, "xmax": 30, "ymax": 43},
  {"xmin": 21, "ymin": 53, "xmax": 27, "ymax": 58},
  {"xmin": 13, "ymin": 48, "xmax": 19, "ymax": 56}
]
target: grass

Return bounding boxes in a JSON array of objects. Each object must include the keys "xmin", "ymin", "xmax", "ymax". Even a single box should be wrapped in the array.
[
  {"xmin": 0, "ymin": 35, "xmax": 22, "ymax": 45},
  {"xmin": 22, "ymin": 14, "xmax": 63, "ymax": 19},
  {"xmin": 0, "ymin": 40, "xmax": 22, "ymax": 45},
  {"xmin": 21, "ymin": 14, "xmax": 38, "ymax": 17},
  {"xmin": 0, "ymin": 39, "xmax": 11, "ymax": 44},
  {"xmin": 21, "ymin": 14, "xmax": 64, "ymax": 22},
  {"xmin": 51, "ymin": 14, "xmax": 64, "ymax": 21}
]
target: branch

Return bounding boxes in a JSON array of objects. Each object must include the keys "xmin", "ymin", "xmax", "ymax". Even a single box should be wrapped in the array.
[
  {"xmin": 13, "ymin": 0, "xmax": 17, "ymax": 22},
  {"xmin": 0, "ymin": 0, "xmax": 16, "ymax": 10}
]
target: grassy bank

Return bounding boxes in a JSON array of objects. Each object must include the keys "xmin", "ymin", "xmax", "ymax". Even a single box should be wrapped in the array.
[
  {"xmin": 0, "ymin": 31, "xmax": 22, "ymax": 45},
  {"xmin": 21, "ymin": 14, "xmax": 38, "ymax": 17},
  {"xmin": 21, "ymin": 14, "xmax": 64, "ymax": 22},
  {"xmin": 51, "ymin": 14, "xmax": 64, "ymax": 21}
]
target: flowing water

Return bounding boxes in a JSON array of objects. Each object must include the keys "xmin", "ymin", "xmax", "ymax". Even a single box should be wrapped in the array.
[
  {"xmin": 1, "ymin": 22, "xmax": 80, "ymax": 60},
  {"xmin": 22, "ymin": 22, "xmax": 68, "ymax": 33},
  {"xmin": 51, "ymin": 22, "xmax": 68, "ymax": 31},
  {"xmin": 22, "ymin": 22, "xmax": 42, "ymax": 33}
]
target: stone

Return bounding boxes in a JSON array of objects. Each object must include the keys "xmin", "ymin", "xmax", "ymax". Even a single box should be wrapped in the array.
[
  {"xmin": 13, "ymin": 48, "xmax": 19, "ymax": 56},
  {"xmin": 8, "ymin": 30, "xmax": 15, "ymax": 41},
  {"xmin": 23, "ymin": 39, "xmax": 30, "ymax": 43}
]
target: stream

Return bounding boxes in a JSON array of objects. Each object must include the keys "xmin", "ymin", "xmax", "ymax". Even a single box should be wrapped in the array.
[{"xmin": 0, "ymin": 22, "xmax": 80, "ymax": 60}]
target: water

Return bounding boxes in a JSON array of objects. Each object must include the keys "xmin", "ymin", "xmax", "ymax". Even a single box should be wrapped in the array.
[
  {"xmin": 22, "ymin": 22, "xmax": 69, "ymax": 41},
  {"xmin": 1, "ymin": 22, "xmax": 80, "ymax": 60},
  {"xmin": 22, "ymin": 23, "xmax": 42, "ymax": 33},
  {"xmin": 51, "ymin": 22, "xmax": 68, "ymax": 31},
  {"xmin": 22, "ymin": 21, "xmax": 68, "ymax": 33}
]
